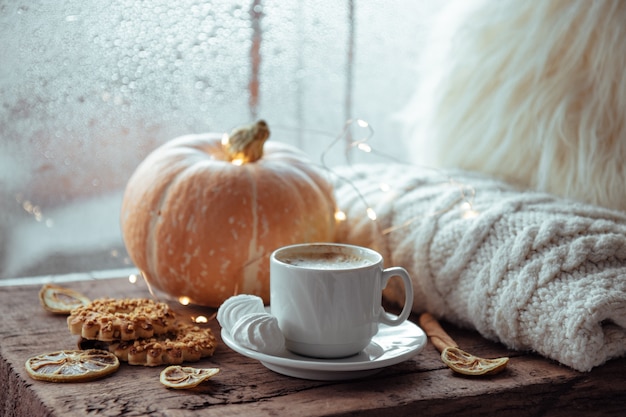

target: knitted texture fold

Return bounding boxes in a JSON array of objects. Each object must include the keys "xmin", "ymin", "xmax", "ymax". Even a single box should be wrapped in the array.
[{"xmin": 332, "ymin": 164, "xmax": 626, "ymax": 372}]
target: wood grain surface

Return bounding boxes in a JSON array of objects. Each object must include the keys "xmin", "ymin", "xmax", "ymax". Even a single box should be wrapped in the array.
[{"xmin": 1, "ymin": 276, "xmax": 624, "ymax": 417}]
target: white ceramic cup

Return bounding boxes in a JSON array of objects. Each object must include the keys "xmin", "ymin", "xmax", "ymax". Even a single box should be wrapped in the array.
[{"xmin": 270, "ymin": 243, "xmax": 414, "ymax": 358}]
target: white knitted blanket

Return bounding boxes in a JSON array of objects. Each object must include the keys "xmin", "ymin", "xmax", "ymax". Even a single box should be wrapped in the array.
[{"xmin": 332, "ymin": 164, "xmax": 626, "ymax": 372}]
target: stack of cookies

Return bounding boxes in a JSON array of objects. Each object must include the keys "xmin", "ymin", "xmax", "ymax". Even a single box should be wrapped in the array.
[{"xmin": 67, "ymin": 298, "xmax": 217, "ymax": 367}]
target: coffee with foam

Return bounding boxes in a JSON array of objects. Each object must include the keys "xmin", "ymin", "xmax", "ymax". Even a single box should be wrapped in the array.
[
  {"xmin": 270, "ymin": 243, "xmax": 414, "ymax": 358},
  {"xmin": 281, "ymin": 251, "xmax": 373, "ymax": 269}
]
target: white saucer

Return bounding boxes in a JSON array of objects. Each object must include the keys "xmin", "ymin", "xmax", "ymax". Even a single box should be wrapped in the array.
[{"xmin": 221, "ymin": 316, "xmax": 426, "ymax": 381}]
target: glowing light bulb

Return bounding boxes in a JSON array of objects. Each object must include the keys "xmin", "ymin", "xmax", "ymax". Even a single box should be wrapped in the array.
[
  {"xmin": 231, "ymin": 158, "xmax": 244, "ymax": 166},
  {"xmin": 459, "ymin": 201, "xmax": 479, "ymax": 219},
  {"xmin": 128, "ymin": 274, "xmax": 138, "ymax": 284},
  {"xmin": 221, "ymin": 133, "xmax": 230, "ymax": 146},
  {"xmin": 366, "ymin": 208, "xmax": 377, "ymax": 220},
  {"xmin": 357, "ymin": 119, "xmax": 369, "ymax": 128},
  {"xmin": 178, "ymin": 296, "xmax": 191, "ymax": 306},
  {"xmin": 357, "ymin": 143, "xmax": 372, "ymax": 152},
  {"xmin": 462, "ymin": 209, "xmax": 479, "ymax": 219},
  {"xmin": 193, "ymin": 316, "xmax": 208, "ymax": 324},
  {"xmin": 335, "ymin": 210, "xmax": 347, "ymax": 221}
]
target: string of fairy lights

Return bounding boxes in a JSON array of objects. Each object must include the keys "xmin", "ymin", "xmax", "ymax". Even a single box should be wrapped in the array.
[{"xmin": 316, "ymin": 118, "xmax": 479, "ymax": 233}]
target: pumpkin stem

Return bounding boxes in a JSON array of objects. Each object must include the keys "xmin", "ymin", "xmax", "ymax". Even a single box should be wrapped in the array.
[{"xmin": 224, "ymin": 120, "xmax": 270, "ymax": 164}]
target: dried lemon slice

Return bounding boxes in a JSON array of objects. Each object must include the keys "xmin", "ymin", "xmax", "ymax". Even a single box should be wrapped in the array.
[
  {"xmin": 160, "ymin": 365, "xmax": 220, "ymax": 389},
  {"xmin": 441, "ymin": 346, "xmax": 509, "ymax": 376},
  {"xmin": 39, "ymin": 284, "xmax": 90, "ymax": 314},
  {"xmin": 419, "ymin": 313, "xmax": 509, "ymax": 377},
  {"xmin": 25, "ymin": 349, "xmax": 119, "ymax": 382}
]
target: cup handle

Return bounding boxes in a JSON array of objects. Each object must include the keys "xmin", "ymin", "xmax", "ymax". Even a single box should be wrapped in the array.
[{"xmin": 378, "ymin": 267, "xmax": 414, "ymax": 326}]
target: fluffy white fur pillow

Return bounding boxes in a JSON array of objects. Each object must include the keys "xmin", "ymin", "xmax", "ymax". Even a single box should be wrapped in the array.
[{"xmin": 403, "ymin": 0, "xmax": 626, "ymax": 212}]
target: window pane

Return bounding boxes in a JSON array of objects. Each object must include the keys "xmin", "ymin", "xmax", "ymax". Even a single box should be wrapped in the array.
[{"xmin": 0, "ymin": 0, "xmax": 439, "ymax": 280}]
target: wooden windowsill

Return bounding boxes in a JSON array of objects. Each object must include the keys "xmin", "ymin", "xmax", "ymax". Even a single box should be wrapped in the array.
[{"xmin": 1, "ymin": 274, "xmax": 624, "ymax": 417}]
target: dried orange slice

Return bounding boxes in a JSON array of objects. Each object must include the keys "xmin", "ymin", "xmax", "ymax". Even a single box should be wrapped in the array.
[
  {"xmin": 39, "ymin": 284, "xmax": 90, "ymax": 314},
  {"xmin": 441, "ymin": 346, "xmax": 509, "ymax": 376},
  {"xmin": 25, "ymin": 349, "xmax": 119, "ymax": 382},
  {"xmin": 160, "ymin": 365, "xmax": 220, "ymax": 389}
]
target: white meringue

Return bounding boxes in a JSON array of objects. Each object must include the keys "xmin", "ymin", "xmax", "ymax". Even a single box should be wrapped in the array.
[
  {"xmin": 216, "ymin": 294, "xmax": 266, "ymax": 332},
  {"xmin": 230, "ymin": 312, "xmax": 285, "ymax": 355}
]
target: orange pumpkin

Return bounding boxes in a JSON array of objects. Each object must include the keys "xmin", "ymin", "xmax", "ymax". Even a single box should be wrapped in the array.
[{"xmin": 120, "ymin": 121, "xmax": 336, "ymax": 307}]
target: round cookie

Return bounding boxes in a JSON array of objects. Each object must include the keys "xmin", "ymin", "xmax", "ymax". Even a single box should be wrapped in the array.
[
  {"xmin": 79, "ymin": 322, "xmax": 217, "ymax": 366},
  {"xmin": 67, "ymin": 298, "xmax": 177, "ymax": 341}
]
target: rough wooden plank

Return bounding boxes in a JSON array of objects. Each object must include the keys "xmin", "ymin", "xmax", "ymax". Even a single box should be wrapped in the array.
[{"xmin": 1, "ymin": 277, "xmax": 624, "ymax": 417}]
